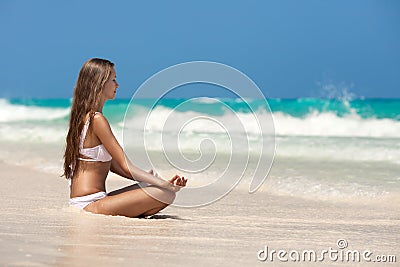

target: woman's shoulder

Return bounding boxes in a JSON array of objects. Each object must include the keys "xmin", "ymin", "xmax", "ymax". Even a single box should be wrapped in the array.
[
  {"xmin": 92, "ymin": 111, "xmax": 105, "ymax": 119},
  {"xmin": 82, "ymin": 112, "xmax": 106, "ymax": 124},
  {"xmin": 91, "ymin": 112, "xmax": 111, "ymax": 132}
]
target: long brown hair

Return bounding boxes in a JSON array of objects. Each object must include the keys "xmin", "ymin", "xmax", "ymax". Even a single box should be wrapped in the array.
[{"xmin": 63, "ymin": 58, "xmax": 114, "ymax": 179}]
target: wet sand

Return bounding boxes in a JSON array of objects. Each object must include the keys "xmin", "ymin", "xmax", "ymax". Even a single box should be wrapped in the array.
[{"xmin": 0, "ymin": 161, "xmax": 399, "ymax": 266}]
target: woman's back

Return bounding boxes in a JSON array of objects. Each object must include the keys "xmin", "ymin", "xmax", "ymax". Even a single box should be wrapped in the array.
[{"xmin": 69, "ymin": 113, "xmax": 111, "ymax": 198}]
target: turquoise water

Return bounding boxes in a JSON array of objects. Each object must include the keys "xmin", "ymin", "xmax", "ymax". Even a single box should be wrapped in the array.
[
  {"xmin": 6, "ymin": 97, "xmax": 400, "ymax": 121},
  {"xmin": 2, "ymin": 97, "xmax": 399, "ymax": 138},
  {"xmin": 1, "ymin": 97, "xmax": 399, "ymax": 200}
]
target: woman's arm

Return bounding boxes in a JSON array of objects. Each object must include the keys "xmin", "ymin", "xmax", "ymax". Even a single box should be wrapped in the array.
[
  {"xmin": 110, "ymin": 159, "xmax": 159, "ymax": 182},
  {"xmin": 92, "ymin": 113, "xmax": 184, "ymax": 190},
  {"xmin": 110, "ymin": 159, "xmax": 132, "ymax": 179}
]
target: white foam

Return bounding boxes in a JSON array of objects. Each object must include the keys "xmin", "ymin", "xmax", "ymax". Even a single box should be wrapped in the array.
[
  {"xmin": 2, "ymin": 97, "xmax": 399, "ymax": 139},
  {"xmin": 276, "ymin": 136, "xmax": 400, "ymax": 164},
  {"xmin": 0, "ymin": 99, "xmax": 69, "ymax": 122},
  {"xmin": 119, "ymin": 106, "xmax": 400, "ymax": 164},
  {"xmin": 258, "ymin": 175, "xmax": 392, "ymax": 201},
  {"xmin": 124, "ymin": 106, "xmax": 268, "ymax": 136},
  {"xmin": 273, "ymin": 111, "xmax": 400, "ymax": 138},
  {"xmin": 123, "ymin": 105, "xmax": 400, "ymax": 138},
  {"xmin": 2, "ymin": 101, "xmax": 400, "ymax": 165}
]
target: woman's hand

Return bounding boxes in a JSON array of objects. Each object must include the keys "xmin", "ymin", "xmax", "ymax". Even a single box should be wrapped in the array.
[
  {"xmin": 148, "ymin": 169, "xmax": 187, "ymax": 192},
  {"xmin": 164, "ymin": 175, "xmax": 187, "ymax": 192}
]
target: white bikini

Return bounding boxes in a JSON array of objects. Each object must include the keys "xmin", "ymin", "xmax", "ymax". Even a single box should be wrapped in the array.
[
  {"xmin": 69, "ymin": 112, "xmax": 112, "ymax": 209},
  {"xmin": 77, "ymin": 113, "xmax": 112, "ymax": 163}
]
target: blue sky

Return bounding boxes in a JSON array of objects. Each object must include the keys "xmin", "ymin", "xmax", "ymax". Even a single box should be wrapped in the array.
[{"xmin": 0, "ymin": 0, "xmax": 399, "ymax": 99}]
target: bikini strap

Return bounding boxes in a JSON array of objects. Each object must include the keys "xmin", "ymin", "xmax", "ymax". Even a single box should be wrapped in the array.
[
  {"xmin": 79, "ymin": 118, "xmax": 91, "ymax": 149},
  {"xmin": 79, "ymin": 112, "xmax": 101, "ymax": 149},
  {"xmin": 77, "ymin": 157, "xmax": 99, "ymax": 162}
]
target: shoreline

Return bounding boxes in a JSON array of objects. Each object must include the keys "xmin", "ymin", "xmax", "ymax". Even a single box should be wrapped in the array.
[{"xmin": 0, "ymin": 161, "xmax": 399, "ymax": 266}]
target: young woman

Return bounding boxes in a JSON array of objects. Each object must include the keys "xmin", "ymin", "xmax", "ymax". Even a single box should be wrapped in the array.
[{"xmin": 63, "ymin": 58, "xmax": 187, "ymax": 217}]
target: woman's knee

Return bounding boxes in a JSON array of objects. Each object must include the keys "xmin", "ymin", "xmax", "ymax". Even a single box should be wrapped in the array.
[
  {"xmin": 158, "ymin": 187, "xmax": 176, "ymax": 205},
  {"xmin": 144, "ymin": 186, "xmax": 176, "ymax": 205},
  {"xmin": 165, "ymin": 189, "xmax": 176, "ymax": 204}
]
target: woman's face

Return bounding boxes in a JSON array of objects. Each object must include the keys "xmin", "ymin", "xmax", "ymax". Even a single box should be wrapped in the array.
[{"xmin": 102, "ymin": 67, "xmax": 119, "ymax": 100}]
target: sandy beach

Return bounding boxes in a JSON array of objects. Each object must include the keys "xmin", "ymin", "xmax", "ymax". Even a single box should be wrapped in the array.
[{"xmin": 1, "ymin": 158, "xmax": 399, "ymax": 266}]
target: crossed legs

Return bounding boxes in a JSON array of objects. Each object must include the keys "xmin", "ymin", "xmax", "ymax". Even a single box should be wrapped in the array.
[{"xmin": 83, "ymin": 183, "xmax": 176, "ymax": 218}]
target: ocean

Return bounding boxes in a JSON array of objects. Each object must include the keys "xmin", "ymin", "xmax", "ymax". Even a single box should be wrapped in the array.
[
  {"xmin": 1, "ymin": 97, "xmax": 399, "ymax": 204},
  {"xmin": 1, "ymin": 97, "xmax": 399, "ymax": 266}
]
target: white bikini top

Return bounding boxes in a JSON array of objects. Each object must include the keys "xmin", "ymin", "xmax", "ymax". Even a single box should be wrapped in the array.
[{"xmin": 78, "ymin": 112, "xmax": 112, "ymax": 162}]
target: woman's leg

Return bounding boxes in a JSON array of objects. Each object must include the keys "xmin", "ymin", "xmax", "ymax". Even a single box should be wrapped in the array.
[{"xmin": 84, "ymin": 186, "xmax": 175, "ymax": 218}]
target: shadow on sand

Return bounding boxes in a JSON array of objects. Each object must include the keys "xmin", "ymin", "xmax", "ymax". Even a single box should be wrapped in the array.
[{"xmin": 143, "ymin": 214, "xmax": 189, "ymax": 220}]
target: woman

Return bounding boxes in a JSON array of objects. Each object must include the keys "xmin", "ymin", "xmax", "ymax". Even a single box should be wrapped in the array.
[{"xmin": 63, "ymin": 58, "xmax": 187, "ymax": 217}]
